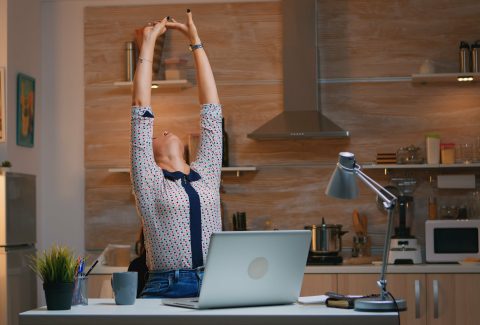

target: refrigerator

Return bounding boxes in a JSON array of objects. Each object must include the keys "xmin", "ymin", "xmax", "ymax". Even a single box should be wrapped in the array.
[{"xmin": 0, "ymin": 172, "xmax": 37, "ymax": 325}]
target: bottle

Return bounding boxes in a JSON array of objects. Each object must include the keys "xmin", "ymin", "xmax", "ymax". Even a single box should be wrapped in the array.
[
  {"xmin": 472, "ymin": 40, "xmax": 480, "ymax": 73},
  {"xmin": 222, "ymin": 118, "xmax": 229, "ymax": 167},
  {"xmin": 125, "ymin": 41, "xmax": 135, "ymax": 81},
  {"xmin": 459, "ymin": 41, "xmax": 470, "ymax": 73},
  {"xmin": 428, "ymin": 176, "xmax": 437, "ymax": 220},
  {"xmin": 426, "ymin": 132, "xmax": 440, "ymax": 164},
  {"xmin": 428, "ymin": 196, "xmax": 437, "ymax": 220}
]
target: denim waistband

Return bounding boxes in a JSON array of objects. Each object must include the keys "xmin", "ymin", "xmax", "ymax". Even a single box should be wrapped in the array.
[{"xmin": 149, "ymin": 267, "xmax": 204, "ymax": 276}]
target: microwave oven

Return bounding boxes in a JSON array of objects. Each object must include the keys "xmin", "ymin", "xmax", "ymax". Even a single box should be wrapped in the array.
[{"xmin": 425, "ymin": 219, "xmax": 480, "ymax": 263}]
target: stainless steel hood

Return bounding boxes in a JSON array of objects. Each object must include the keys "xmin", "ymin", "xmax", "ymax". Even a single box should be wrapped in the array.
[{"xmin": 247, "ymin": 0, "xmax": 349, "ymax": 140}]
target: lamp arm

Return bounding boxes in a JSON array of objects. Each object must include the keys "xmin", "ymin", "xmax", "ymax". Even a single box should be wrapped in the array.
[
  {"xmin": 354, "ymin": 166, "xmax": 397, "ymax": 300},
  {"xmin": 376, "ymin": 206, "xmax": 396, "ymax": 300},
  {"xmin": 354, "ymin": 167, "xmax": 397, "ymax": 208}
]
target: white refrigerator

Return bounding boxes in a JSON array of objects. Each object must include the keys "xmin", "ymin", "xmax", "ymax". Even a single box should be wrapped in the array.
[{"xmin": 0, "ymin": 172, "xmax": 37, "ymax": 325}]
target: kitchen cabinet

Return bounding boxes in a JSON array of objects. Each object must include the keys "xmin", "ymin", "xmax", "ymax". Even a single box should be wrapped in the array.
[
  {"xmin": 337, "ymin": 274, "xmax": 426, "ymax": 325},
  {"xmin": 300, "ymin": 274, "xmax": 337, "ymax": 296},
  {"xmin": 426, "ymin": 274, "xmax": 480, "ymax": 325},
  {"xmin": 302, "ymin": 272, "xmax": 479, "ymax": 325}
]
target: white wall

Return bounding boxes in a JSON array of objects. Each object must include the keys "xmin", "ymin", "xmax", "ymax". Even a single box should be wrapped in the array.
[{"xmin": 4, "ymin": 0, "xmax": 41, "ymax": 172}]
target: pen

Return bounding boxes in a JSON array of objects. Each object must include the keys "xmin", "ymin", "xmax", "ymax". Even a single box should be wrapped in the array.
[
  {"xmin": 84, "ymin": 259, "xmax": 99, "ymax": 277},
  {"xmin": 78, "ymin": 258, "xmax": 85, "ymax": 276}
]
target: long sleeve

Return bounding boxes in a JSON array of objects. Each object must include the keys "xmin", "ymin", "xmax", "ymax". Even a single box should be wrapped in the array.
[
  {"xmin": 190, "ymin": 103, "xmax": 222, "ymax": 189},
  {"xmin": 130, "ymin": 106, "xmax": 163, "ymax": 196}
]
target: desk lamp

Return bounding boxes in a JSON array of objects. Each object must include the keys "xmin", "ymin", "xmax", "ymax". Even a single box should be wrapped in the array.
[{"xmin": 325, "ymin": 152, "xmax": 407, "ymax": 312}]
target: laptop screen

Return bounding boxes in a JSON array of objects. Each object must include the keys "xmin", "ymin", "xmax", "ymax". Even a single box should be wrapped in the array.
[{"xmin": 196, "ymin": 230, "xmax": 311, "ymax": 309}]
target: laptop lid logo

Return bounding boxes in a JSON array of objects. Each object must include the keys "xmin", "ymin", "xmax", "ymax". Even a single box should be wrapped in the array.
[{"xmin": 248, "ymin": 257, "xmax": 269, "ymax": 279}]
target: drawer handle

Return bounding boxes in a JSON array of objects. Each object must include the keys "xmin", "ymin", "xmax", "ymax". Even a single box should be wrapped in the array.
[
  {"xmin": 433, "ymin": 279, "xmax": 439, "ymax": 319},
  {"xmin": 415, "ymin": 279, "xmax": 421, "ymax": 319}
]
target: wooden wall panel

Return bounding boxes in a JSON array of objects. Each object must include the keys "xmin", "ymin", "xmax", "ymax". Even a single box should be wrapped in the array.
[
  {"xmin": 317, "ymin": 0, "xmax": 480, "ymax": 77},
  {"xmin": 85, "ymin": 1, "xmax": 480, "ymax": 253}
]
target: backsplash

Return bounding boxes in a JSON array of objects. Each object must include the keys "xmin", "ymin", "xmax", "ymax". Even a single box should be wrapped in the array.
[{"xmin": 84, "ymin": 1, "xmax": 480, "ymax": 256}]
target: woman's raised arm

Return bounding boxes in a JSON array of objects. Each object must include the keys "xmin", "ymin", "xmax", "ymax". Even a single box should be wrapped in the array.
[
  {"xmin": 132, "ymin": 18, "xmax": 168, "ymax": 107},
  {"xmin": 167, "ymin": 10, "xmax": 219, "ymax": 105}
]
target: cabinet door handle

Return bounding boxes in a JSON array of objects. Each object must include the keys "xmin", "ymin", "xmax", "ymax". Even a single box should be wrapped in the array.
[
  {"xmin": 433, "ymin": 279, "xmax": 439, "ymax": 319},
  {"xmin": 415, "ymin": 279, "xmax": 421, "ymax": 319}
]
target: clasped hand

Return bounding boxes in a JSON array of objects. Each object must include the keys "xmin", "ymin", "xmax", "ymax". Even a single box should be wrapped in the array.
[{"xmin": 136, "ymin": 10, "xmax": 200, "ymax": 51}]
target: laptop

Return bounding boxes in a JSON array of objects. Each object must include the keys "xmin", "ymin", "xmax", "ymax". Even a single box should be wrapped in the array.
[{"xmin": 162, "ymin": 230, "xmax": 311, "ymax": 309}]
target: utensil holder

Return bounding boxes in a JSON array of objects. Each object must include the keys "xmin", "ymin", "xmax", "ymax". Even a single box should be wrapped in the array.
[{"xmin": 72, "ymin": 276, "xmax": 88, "ymax": 306}]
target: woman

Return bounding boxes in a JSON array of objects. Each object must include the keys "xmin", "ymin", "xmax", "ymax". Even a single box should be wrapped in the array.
[{"xmin": 130, "ymin": 10, "xmax": 222, "ymax": 298}]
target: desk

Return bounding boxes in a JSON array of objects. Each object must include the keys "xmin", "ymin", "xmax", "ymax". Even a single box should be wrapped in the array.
[{"xmin": 19, "ymin": 299, "xmax": 397, "ymax": 325}]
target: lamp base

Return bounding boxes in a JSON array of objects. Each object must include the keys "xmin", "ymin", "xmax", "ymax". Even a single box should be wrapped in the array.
[{"xmin": 354, "ymin": 296, "xmax": 407, "ymax": 312}]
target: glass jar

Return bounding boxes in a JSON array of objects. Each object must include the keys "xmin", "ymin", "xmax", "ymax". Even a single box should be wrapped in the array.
[
  {"xmin": 439, "ymin": 205, "xmax": 458, "ymax": 219},
  {"xmin": 440, "ymin": 143, "xmax": 455, "ymax": 164},
  {"xmin": 396, "ymin": 145, "xmax": 422, "ymax": 164}
]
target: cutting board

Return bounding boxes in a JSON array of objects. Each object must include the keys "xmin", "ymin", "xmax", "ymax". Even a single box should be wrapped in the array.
[{"xmin": 343, "ymin": 256, "xmax": 381, "ymax": 265}]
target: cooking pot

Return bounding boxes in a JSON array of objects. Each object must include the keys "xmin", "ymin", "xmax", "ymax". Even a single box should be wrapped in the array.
[{"xmin": 305, "ymin": 219, "xmax": 348, "ymax": 254}]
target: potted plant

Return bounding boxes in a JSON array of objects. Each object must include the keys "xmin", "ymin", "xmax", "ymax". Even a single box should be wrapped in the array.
[
  {"xmin": 0, "ymin": 160, "xmax": 11, "ymax": 172},
  {"xmin": 29, "ymin": 244, "xmax": 78, "ymax": 310}
]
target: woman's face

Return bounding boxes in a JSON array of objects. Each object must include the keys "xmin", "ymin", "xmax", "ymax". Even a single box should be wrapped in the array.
[{"xmin": 152, "ymin": 131, "xmax": 184, "ymax": 161}]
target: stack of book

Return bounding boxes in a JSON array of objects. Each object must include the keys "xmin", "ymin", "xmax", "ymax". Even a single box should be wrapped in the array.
[
  {"xmin": 376, "ymin": 152, "xmax": 397, "ymax": 164},
  {"xmin": 325, "ymin": 292, "xmax": 379, "ymax": 309}
]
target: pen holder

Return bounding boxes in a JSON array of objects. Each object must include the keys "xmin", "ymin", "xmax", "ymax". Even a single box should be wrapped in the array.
[{"xmin": 72, "ymin": 276, "xmax": 88, "ymax": 305}]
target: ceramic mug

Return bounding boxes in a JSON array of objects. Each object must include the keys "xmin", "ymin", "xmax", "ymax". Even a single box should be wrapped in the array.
[{"xmin": 111, "ymin": 272, "xmax": 137, "ymax": 305}]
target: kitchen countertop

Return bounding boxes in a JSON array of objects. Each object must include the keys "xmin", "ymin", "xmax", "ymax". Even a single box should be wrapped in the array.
[
  {"xmin": 90, "ymin": 263, "xmax": 480, "ymax": 275},
  {"xmin": 19, "ymin": 298, "xmax": 397, "ymax": 325},
  {"xmin": 305, "ymin": 263, "xmax": 480, "ymax": 274}
]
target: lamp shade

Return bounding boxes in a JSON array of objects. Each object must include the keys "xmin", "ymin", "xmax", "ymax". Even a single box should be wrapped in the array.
[{"xmin": 325, "ymin": 152, "xmax": 359, "ymax": 199}]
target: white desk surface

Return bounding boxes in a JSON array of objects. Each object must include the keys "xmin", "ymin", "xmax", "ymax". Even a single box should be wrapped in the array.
[{"xmin": 19, "ymin": 298, "xmax": 397, "ymax": 325}]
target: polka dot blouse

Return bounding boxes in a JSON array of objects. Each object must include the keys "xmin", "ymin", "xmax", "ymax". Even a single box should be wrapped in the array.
[{"xmin": 130, "ymin": 104, "xmax": 223, "ymax": 272}]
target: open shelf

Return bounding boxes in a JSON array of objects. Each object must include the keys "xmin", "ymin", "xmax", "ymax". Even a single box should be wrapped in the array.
[
  {"xmin": 113, "ymin": 79, "xmax": 191, "ymax": 89},
  {"xmin": 363, "ymin": 162, "xmax": 480, "ymax": 170},
  {"xmin": 220, "ymin": 166, "xmax": 257, "ymax": 177},
  {"xmin": 411, "ymin": 72, "xmax": 480, "ymax": 83},
  {"xmin": 108, "ymin": 166, "xmax": 257, "ymax": 177}
]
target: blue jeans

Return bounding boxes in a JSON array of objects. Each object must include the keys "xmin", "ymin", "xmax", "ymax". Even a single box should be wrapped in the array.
[{"xmin": 140, "ymin": 268, "xmax": 204, "ymax": 298}]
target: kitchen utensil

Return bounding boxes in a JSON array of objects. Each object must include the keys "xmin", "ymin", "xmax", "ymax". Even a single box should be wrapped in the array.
[
  {"xmin": 459, "ymin": 41, "xmax": 470, "ymax": 73},
  {"xmin": 472, "ymin": 41, "xmax": 480, "ymax": 72},
  {"xmin": 360, "ymin": 215, "xmax": 368, "ymax": 234},
  {"xmin": 232, "ymin": 212, "xmax": 247, "ymax": 231},
  {"xmin": 352, "ymin": 210, "xmax": 364, "ymax": 235},
  {"xmin": 305, "ymin": 218, "xmax": 348, "ymax": 254}
]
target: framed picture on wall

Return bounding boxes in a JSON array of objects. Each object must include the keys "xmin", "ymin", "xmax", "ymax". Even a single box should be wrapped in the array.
[
  {"xmin": 16, "ymin": 73, "xmax": 35, "ymax": 147},
  {"xmin": 0, "ymin": 68, "xmax": 5, "ymax": 142}
]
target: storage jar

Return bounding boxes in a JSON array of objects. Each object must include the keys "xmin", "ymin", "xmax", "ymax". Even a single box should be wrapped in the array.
[
  {"xmin": 426, "ymin": 133, "xmax": 440, "ymax": 164},
  {"xmin": 440, "ymin": 143, "xmax": 455, "ymax": 164}
]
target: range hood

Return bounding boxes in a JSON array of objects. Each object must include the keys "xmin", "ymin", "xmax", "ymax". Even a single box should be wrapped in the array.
[{"xmin": 247, "ymin": 0, "xmax": 349, "ymax": 140}]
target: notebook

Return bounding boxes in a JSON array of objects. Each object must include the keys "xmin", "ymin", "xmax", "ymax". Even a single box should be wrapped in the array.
[{"xmin": 162, "ymin": 230, "xmax": 311, "ymax": 309}]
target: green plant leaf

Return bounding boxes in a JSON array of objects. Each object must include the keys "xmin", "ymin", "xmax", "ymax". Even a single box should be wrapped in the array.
[{"xmin": 28, "ymin": 244, "xmax": 79, "ymax": 283}]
